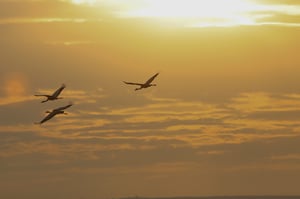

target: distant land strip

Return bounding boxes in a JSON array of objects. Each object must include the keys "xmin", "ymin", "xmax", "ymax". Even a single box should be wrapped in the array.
[{"xmin": 121, "ymin": 196, "xmax": 300, "ymax": 199}]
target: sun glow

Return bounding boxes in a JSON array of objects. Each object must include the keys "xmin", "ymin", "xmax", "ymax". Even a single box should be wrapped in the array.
[
  {"xmin": 70, "ymin": 0, "xmax": 284, "ymax": 27},
  {"xmin": 111, "ymin": 0, "xmax": 261, "ymax": 27}
]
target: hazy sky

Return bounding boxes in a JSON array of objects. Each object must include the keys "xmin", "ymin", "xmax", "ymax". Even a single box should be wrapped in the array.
[{"xmin": 1, "ymin": 0, "xmax": 300, "ymax": 199}]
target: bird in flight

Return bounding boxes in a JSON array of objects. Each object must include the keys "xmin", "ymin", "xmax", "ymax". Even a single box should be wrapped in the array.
[
  {"xmin": 123, "ymin": 73, "xmax": 159, "ymax": 91},
  {"xmin": 35, "ymin": 84, "xmax": 66, "ymax": 103},
  {"xmin": 35, "ymin": 103, "xmax": 73, "ymax": 124}
]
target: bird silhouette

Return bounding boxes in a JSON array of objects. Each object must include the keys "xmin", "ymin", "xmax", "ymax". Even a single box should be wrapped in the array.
[
  {"xmin": 123, "ymin": 73, "xmax": 159, "ymax": 91},
  {"xmin": 35, "ymin": 103, "xmax": 73, "ymax": 124},
  {"xmin": 35, "ymin": 84, "xmax": 66, "ymax": 103}
]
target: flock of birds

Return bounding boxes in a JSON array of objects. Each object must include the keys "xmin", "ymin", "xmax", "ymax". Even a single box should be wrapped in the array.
[{"xmin": 34, "ymin": 73, "xmax": 159, "ymax": 124}]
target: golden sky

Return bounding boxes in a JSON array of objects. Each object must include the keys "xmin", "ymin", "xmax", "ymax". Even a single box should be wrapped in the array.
[{"xmin": 1, "ymin": 0, "xmax": 300, "ymax": 198}]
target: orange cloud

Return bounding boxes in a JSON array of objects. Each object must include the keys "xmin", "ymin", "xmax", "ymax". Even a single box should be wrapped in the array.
[{"xmin": 0, "ymin": 73, "xmax": 34, "ymax": 106}]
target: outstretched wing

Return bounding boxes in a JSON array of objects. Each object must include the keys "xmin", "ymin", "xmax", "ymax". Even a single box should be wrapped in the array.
[
  {"xmin": 54, "ymin": 103, "xmax": 73, "ymax": 112},
  {"xmin": 51, "ymin": 84, "xmax": 66, "ymax": 98},
  {"xmin": 123, "ymin": 81, "xmax": 143, "ymax": 86},
  {"xmin": 37, "ymin": 111, "xmax": 57, "ymax": 124},
  {"xmin": 144, "ymin": 73, "xmax": 159, "ymax": 85}
]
